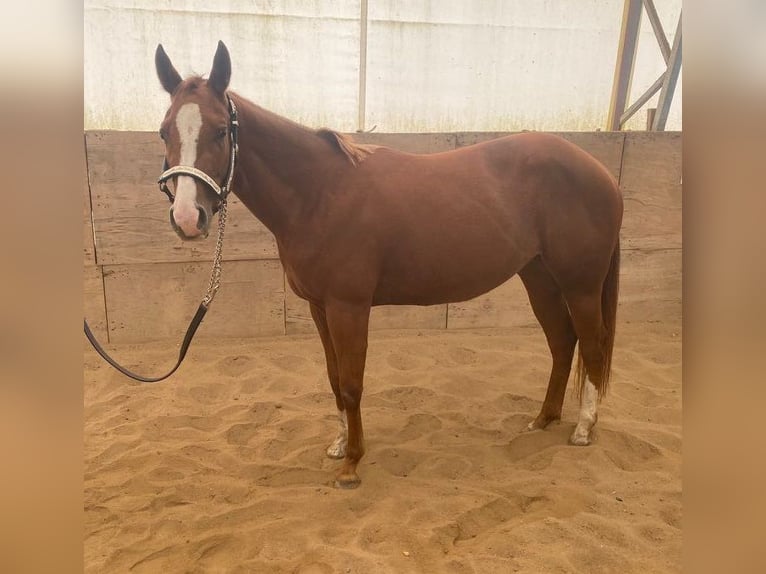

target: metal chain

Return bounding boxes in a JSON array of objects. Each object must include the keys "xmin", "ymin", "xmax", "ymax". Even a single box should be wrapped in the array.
[{"xmin": 201, "ymin": 198, "xmax": 228, "ymax": 308}]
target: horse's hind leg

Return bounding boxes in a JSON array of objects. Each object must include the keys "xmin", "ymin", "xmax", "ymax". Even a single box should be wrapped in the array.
[
  {"xmin": 563, "ymin": 291, "xmax": 607, "ymax": 446},
  {"xmin": 309, "ymin": 303, "xmax": 347, "ymax": 459},
  {"xmin": 519, "ymin": 257, "xmax": 578, "ymax": 430}
]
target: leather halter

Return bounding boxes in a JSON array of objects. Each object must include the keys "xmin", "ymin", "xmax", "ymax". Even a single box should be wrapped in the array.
[{"xmin": 157, "ymin": 94, "xmax": 239, "ymax": 209}]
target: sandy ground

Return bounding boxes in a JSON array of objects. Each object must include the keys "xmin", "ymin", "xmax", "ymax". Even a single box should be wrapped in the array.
[{"xmin": 84, "ymin": 320, "xmax": 681, "ymax": 573}]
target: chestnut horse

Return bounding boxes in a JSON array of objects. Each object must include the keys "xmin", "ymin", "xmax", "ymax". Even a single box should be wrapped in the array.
[{"xmin": 155, "ymin": 42, "xmax": 622, "ymax": 488}]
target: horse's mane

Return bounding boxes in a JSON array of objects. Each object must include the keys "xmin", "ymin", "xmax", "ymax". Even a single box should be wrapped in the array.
[{"xmin": 316, "ymin": 129, "xmax": 377, "ymax": 166}]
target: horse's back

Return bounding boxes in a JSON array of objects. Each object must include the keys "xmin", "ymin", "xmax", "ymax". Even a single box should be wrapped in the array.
[
  {"xmin": 361, "ymin": 131, "xmax": 619, "ymax": 207},
  {"xmin": 357, "ymin": 130, "xmax": 621, "ymax": 240}
]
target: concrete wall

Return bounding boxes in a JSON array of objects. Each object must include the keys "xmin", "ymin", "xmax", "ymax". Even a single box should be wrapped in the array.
[
  {"xmin": 83, "ymin": 131, "xmax": 681, "ymax": 344},
  {"xmin": 84, "ymin": 0, "xmax": 682, "ymax": 132}
]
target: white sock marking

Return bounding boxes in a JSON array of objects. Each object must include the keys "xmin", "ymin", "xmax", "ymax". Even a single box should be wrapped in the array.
[
  {"xmin": 326, "ymin": 409, "xmax": 348, "ymax": 458},
  {"xmin": 571, "ymin": 378, "xmax": 598, "ymax": 446}
]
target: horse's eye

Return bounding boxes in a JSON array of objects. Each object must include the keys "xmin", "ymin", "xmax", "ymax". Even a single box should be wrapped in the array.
[
  {"xmin": 159, "ymin": 129, "xmax": 166, "ymax": 141},
  {"xmin": 216, "ymin": 128, "xmax": 227, "ymax": 140}
]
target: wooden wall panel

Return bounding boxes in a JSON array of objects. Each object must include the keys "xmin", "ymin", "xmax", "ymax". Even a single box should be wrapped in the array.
[
  {"xmin": 618, "ymin": 248, "xmax": 682, "ymax": 326},
  {"xmin": 619, "ymin": 132, "xmax": 682, "ymax": 250},
  {"xmin": 620, "ymin": 133, "xmax": 682, "ymax": 197},
  {"xmin": 84, "ymin": 266, "xmax": 108, "ymax": 341},
  {"xmin": 370, "ymin": 304, "xmax": 447, "ymax": 331},
  {"xmin": 86, "ymin": 131, "xmax": 278, "ymax": 265},
  {"xmin": 447, "ymin": 275, "xmax": 537, "ymax": 330},
  {"xmin": 104, "ymin": 260, "xmax": 285, "ymax": 343}
]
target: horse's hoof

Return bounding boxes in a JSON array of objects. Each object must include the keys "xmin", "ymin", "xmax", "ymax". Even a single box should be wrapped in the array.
[
  {"xmin": 334, "ymin": 473, "xmax": 361, "ymax": 489},
  {"xmin": 569, "ymin": 427, "xmax": 592, "ymax": 446},
  {"xmin": 527, "ymin": 415, "xmax": 560, "ymax": 431}
]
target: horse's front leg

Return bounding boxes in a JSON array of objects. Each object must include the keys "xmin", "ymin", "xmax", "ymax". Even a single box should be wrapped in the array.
[
  {"xmin": 309, "ymin": 302, "xmax": 347, "ymax": 459},
  {"xmin": 324, "ymin": 299, "xmax": 371, "ymax": 488}
]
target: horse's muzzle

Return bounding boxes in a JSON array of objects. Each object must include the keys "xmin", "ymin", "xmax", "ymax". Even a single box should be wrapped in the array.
[{"xmin": 170, "ymin": 204, "xmax": 209, "ymax": 239}]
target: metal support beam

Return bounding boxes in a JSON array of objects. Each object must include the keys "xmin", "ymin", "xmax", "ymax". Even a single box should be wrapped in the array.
[
  {"xmin": 620, "ymin": 72, "xmax": 665, "ymax": 126},
  {"xmin": 652, "ymin": 13, "xmax": 682, "ymax": 131},
  {"xmin": 642, "ymin": 0, "xmax": 671, "ymax": 62},
  {"xmin": 607, "ymin": 0, "xmax": 643, "ymax": 131},
  {"xmin": 357, "ymin": 0, "xmax": 368, "ymax": 132},
  {"xmin": 607, "ymin": 1, "xmax": 682, "ymax": 131}
]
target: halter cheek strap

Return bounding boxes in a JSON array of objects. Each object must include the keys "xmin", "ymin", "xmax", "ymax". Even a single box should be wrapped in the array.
[{"xmin": 157, "ymin": 95, "xmax": 239, "ymax": 206}]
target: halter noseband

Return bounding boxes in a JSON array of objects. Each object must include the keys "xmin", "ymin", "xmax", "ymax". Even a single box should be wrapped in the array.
[{"xmin": 157, "ymin": 94, "xmax": 239, "ymax": 209}]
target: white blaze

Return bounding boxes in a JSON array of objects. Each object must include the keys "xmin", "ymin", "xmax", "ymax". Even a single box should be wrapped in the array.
[{"xmin": 172, "ymin": 103, "xmax": 203, "ymax": 235}]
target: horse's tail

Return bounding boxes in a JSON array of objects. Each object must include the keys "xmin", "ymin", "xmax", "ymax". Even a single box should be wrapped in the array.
[{"xmin": 575, "ymin": 238, "xmax": 620, "ymax": 399}]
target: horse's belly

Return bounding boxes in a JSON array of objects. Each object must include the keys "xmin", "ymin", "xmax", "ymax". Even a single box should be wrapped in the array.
[
  {"xmin": 373, "ymin": 249, "xmax": 528, "ymax": 306},
  {"xmin": 371, "ymin": 206, "xmax": 538, "ymax": 305}
]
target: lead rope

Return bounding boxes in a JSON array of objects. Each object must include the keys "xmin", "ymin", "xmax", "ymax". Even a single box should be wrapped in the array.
[{"xmin": 84, "ymin": 202, "xmax": 229, "ymax": 383}]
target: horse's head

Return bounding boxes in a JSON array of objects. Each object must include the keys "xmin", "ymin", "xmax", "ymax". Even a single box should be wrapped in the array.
[{"xmin": 155, "ymin": 41, "xmax": 234, "ymax": 240}]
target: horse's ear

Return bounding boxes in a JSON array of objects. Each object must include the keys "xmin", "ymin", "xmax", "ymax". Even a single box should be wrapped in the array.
[
  {"xmin": 155, "ymin": 44, "xmax": 182, "ymax": 95},
  {"xmin": 208, "ymin": 41, "xmax": 231, "ymax": 95}
]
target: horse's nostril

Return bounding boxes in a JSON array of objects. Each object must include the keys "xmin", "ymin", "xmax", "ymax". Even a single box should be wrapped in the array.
[{"xmin": 197, "ymin": 207, "xmax": 208, "ymax": 230}]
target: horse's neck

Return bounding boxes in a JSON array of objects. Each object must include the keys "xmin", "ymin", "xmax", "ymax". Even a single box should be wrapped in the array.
[{"xmin": 230, "ymin": 94, "xmax": 340, "ymax": 237}]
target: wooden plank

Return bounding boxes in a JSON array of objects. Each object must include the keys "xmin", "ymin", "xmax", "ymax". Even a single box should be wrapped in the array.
[
  {"xmin": 83, "ymin": 138, "xmax": 96, "ymax": 266},
  {"xmin": 285, "ymin": 287, "xmax": 447, "ymax": 335},
  {"xmin": 619, "ymin": 132, "xmax": 682, "ymax": 250},
  {"xmin": 370, "ymin": 304, "xmax": 446, "ymax": 331},
  {"xmin": 349, "ymin": 132, "xmax": 456, "ymax": 154},
  {"xmin": 447, "ymin": 276, "xmax": 538, "ymax": 330},
  {"xmin": 455, "ymin": 132, "xmax": 625, "ymax": 180},
  {"xmin": 86, "ymin": 131, "xmax": 278, "ymax": 265},
  {"xmin": 84, "ymin": 266, "xmax": 108, "ymax": 342},
  {"xmin": 103, "ymin": 259, "xmax": 285, "ymax": 343},
  {"xmin": 86, "ymin": 131, "xmax": 162, "ymax": 184},
  {"xmin": 619, "ymin": 248, "xmax": 681, "ymax": 327},
  {"xmin": 642, "ymin": 0, "xmax": 671, "ymax": 63}
]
